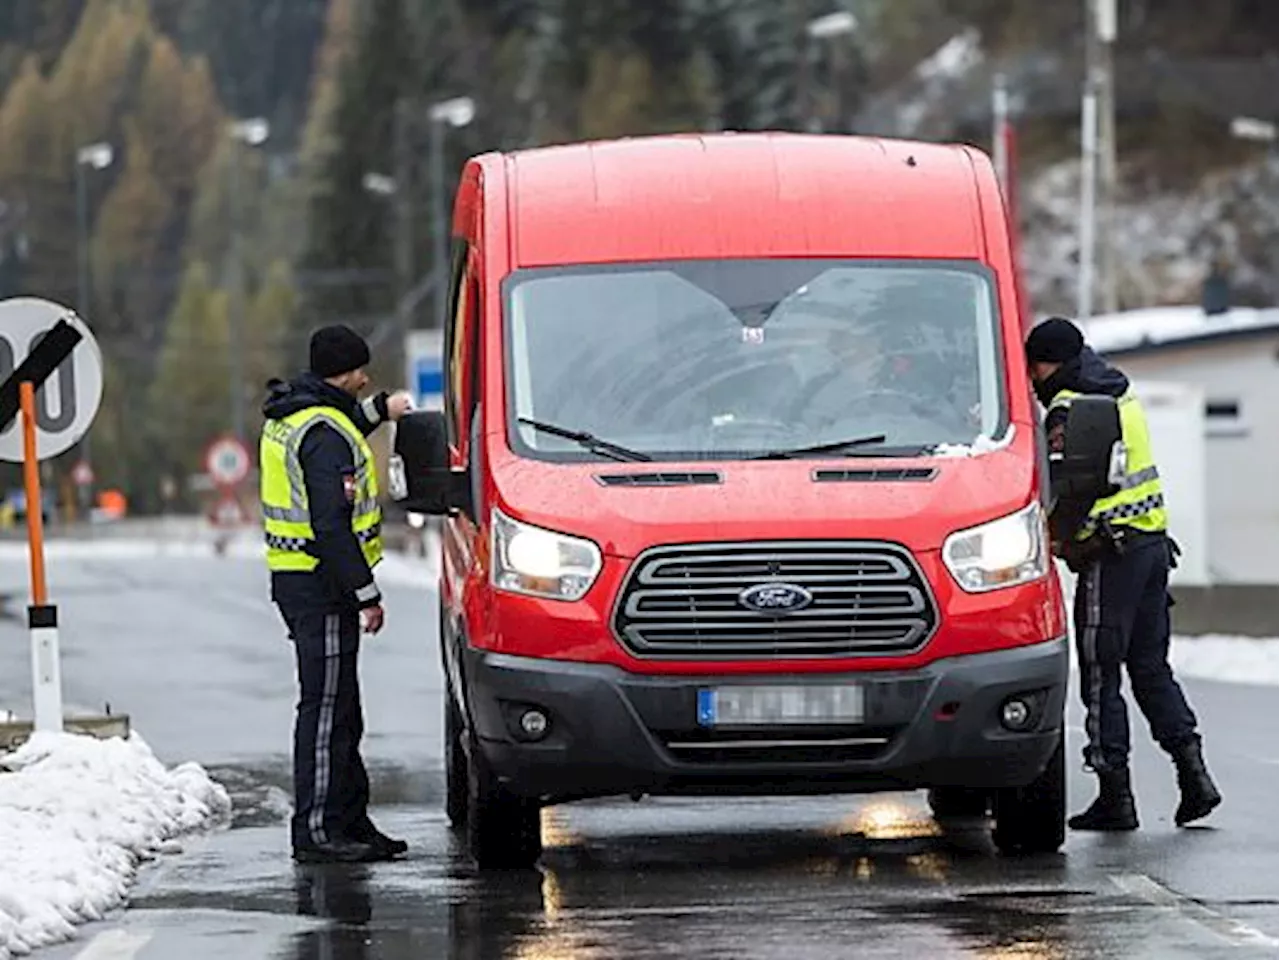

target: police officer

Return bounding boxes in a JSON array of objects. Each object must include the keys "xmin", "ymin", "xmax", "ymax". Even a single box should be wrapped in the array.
[
  {"xmin": 1026, "ymin": 317, "xmax": 1222, "ymax": 831},
  {"xmin": 260, "ymin": 324, "xmax": 414, "ymax": 863}
]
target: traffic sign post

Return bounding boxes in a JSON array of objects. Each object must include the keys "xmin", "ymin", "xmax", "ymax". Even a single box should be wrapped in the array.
[
  {"xmin": 204, "ymin": 435, "xmax": 251, "ymax": 488},
  {"xmin": 0, "ymin": 298, "xmax": 106, "ymax": 735},
  {"xmin": 0, "ymin": 298, "xmax": 104, "ymax": 463},
  {"xmin": 208, "ymin": 489, "xmax": 249, "ymax": 529}
]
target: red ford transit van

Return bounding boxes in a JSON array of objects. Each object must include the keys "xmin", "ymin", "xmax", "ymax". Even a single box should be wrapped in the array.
[{"xmin": 392, "ymin": 133, "xmax": 1069, "ymax": 869}]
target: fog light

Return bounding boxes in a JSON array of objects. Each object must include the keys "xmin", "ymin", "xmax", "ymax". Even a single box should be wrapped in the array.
[
  {"xmin": 519, "ymin": 709, "xmax": 549, "ymax": 739},
  {"xmin": 1001, "ymin": 698, "xmax": 1031, "ymax": 731}
]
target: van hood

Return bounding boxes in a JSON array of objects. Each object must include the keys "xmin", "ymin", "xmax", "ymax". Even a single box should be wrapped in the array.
[{"xmin": 487, "ymin": 428, "xmax": 1039, "ymax": 557}]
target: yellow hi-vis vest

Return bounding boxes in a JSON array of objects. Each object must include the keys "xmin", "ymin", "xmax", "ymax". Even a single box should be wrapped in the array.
[
  {"xmin": 1049, "ymin": 387, "xmax": 1168, "ymax": 540},
  {"xmin": 259, "ymin": 406, "xmax": 383, "ymax": 573}
]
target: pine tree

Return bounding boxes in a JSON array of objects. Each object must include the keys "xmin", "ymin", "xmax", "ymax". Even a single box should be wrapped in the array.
[
  {"xmin": 90, "ymin": 121, "xmax": 174, "ymax": 340},
  {"xmin": 299, "ymin": 0, "xmax": 359, "ymax": 187},
  {"xmin": 134, "ymin": 38, "xmax": 223, "ymax": 201},
  {"xmin": 302, "ymin": 0, "xmax": 414, "ymax": 328},
  {"xmin": 148, "ymin": 260, "xmax": 231, "ymax": 476},
  {"xmin": 246, "ymin": 260, "xmax": 298, "ymax": 409}
]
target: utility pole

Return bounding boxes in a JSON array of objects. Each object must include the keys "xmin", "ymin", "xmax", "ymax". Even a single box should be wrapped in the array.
[
  {"xmin": 992, "ymin": 73, "xmax": 1009, "ymax": 195},
  {"xmin": 1078, "ymin": 69, "xmax": 1099, "ymax": 323},
  {"xmin": 1095, "ymin": 0, "xmax": 1119, "ymax": 314}
]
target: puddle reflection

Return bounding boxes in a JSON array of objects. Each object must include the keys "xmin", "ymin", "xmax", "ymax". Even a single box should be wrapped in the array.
[{"xmin": 436, "ymin": 802, "xmax": 1070, "ymax": 960}]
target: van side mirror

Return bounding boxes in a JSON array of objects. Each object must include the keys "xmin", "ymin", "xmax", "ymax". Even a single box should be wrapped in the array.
[
  {"xmin": 388, "ymin": 410, "xmax": 472, "ymax": 517},
  {"xmin": 1049, "ymin": 395, "xmax": 1123, "ymax": 503}
]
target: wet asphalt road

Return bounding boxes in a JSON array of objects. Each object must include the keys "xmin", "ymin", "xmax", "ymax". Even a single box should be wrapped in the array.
[{"xmin": 0, "ymin": 550, "xmax": 1276, "ymax": 960}]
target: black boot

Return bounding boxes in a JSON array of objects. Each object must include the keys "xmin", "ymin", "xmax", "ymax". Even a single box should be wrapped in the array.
[
  {"xmin": 352, "ymin": 818, "xmax": 409, "ymax": 858},
  {"xmin": 1068, "ymin": 766, "xmax": 1138, "ymax": 831},
  {"xmin": 1172, "ymin": 739, "xmax": 1222, "ymax": 826},
  {"xmin": 292, "ymin": 839, "xmax": 383, "ymax": 864}
]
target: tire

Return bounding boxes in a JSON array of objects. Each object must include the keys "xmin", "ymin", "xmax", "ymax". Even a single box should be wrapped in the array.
[
  {"xmin": 992, "ymin": 734, "xmax": 1066, "ymax": 855},
  {"xmin": 927, "ymin": 786, "xmax": 990, "ymax": 820},
  {"xmin": 444, "ymin": 689, "xmax": 468, "ymax": 829},
  {"xmin": 465, "ymin": 732, "xmax": 542, "ymax": 870}
]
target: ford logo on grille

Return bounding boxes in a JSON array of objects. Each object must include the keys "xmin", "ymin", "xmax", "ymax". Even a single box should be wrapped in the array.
[{"xmin": 738, "ymin": 582, "xmax": 814, "ymax": 614}]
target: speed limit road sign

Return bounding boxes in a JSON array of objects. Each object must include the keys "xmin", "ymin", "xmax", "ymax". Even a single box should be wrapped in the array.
[
  {"xmin": 205, "ymin": 435, "xmax": 251, "ymax": 487},
  {"xmin": 0, "ymin": 298, "xmax": 104, "ymax": 463}
]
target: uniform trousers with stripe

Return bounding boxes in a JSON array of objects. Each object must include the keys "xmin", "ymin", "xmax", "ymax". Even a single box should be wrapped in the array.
[
  {"xmin": 1072, "ymin": 532, "xmax": 1200, "ymax": 772},
  {"xmin": 278, "ymin": 603, "xmax": 370, "ymax": 849}
]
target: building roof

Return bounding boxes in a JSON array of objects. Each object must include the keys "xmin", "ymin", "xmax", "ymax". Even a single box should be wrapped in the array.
[
  {"xmin": 1080, "ymin": 305, "xmax": 1279, "ymax": 356},
  {"xmin": 501, "ymin": 133, "xmax": 994, "ymax": 268}
]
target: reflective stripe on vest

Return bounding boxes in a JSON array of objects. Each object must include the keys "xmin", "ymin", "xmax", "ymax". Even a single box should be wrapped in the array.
[
  {"xmin": 259, "ymin": 406, "xmax": 383, "ymax": 573},
  {"xmin": 1049, "ymin": 387, "xmax": 1168, "ymax": 539}
]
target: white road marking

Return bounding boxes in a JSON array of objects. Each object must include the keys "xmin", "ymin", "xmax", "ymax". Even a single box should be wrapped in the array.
[
  {"xmin": 1111, "ymin": 873, "xmax": 1279, "ymax": 949},
  {"xmin": 72, "ymin": 929, "xmax": 154, "ymax": 960}
]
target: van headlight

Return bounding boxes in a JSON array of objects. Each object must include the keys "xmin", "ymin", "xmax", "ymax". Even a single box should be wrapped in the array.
[
  {"xmin": 492, "ymin": 509, "xmax": 602, "ymax": 601},
  {"xmin": 942, "ymin": 502, "xmax": 1048, "ymax": 593}
]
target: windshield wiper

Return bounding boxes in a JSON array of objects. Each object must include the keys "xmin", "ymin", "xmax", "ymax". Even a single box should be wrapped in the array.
[
  {"xmin": 752, "ymin": 434, "xmax": 889, "ymax": 460},
  {"xmin": 517, "ymin": 417, "xmax": 653, "ymax": 463}
]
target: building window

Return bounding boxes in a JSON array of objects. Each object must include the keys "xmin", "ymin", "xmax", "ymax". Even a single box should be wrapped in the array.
[{"xmin": 1205, "ymin": 398, "xmax": 1248, "ymax": 438}]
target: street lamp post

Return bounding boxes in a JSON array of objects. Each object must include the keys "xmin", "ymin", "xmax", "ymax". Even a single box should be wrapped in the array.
[
  {"xmin": 227, "ymin": 118, "xmax": 270, "ymax": 445},
  {"xmin": 805, "ymin": 10, "xmax": 858, "ymax": 133},
  {"xmin": 427, "ymin": 97, "xmax": 475, "ymax": 328},
  {"xmin": 74, "ymin": 142, "xmax": 113, "ymax": 507}
]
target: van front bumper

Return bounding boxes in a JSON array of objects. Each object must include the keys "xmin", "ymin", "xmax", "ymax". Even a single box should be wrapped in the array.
[{"xmin": 461, "ymin": 639, "xmax": 1068, "ymax": 803}]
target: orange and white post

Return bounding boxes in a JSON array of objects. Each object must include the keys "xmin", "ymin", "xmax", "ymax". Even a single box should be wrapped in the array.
[{"xmin": 21, "ymin": 381, "xmax": 63, "ymax": 732}]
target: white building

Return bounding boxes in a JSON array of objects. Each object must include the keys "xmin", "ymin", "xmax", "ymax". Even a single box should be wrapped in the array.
[{"xmin": 1080, "ymin": 308, "xmax": 1280, "ymax": 591}]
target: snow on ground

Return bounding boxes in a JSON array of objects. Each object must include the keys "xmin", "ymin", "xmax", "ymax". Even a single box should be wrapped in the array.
[
  {"xmin": 1167, "ymin": 634, "xmax": 1279, "ymax": 687},
  {"xmin": 0, "ymin": 525, "xmax": 442, "ymax": 585},
  {"xmin": 0, "ymin": 732, "xmax": 230, "ymax": 959}
]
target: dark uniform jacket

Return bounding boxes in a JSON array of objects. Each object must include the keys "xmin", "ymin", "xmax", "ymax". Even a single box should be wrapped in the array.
[{"xmin": 262, "ymin": 373, "xmax": 390, "ymax": 613}]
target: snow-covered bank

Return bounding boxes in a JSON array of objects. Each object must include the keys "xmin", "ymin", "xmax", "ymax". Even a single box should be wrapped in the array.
[{"xmin": 0, "ymin": 733, "xmax": 230, "ymax": 959}]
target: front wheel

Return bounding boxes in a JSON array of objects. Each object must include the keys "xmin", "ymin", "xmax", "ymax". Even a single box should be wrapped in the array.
[
  {"xmin": 444, "ymin": 690, "xmax": 468, "ymax": 829},
  {"xmin": 465, "ymin": 733, "xmax": 542, "ymax": 870},
  {"xmin": 991, "ymin": 735, "xmax": 1066, "ymax": 855}
]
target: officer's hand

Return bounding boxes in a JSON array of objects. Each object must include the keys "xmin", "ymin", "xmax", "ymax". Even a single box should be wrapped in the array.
[
  {"xmin": 386, "ymin": 391, "xmax": 415, "ymax": 422},
  {"xmin": 361, "ymin": 605, "xmax": 385, "ymax": 635}
]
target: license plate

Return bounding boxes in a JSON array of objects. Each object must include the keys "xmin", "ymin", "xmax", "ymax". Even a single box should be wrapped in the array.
[{"xmin": 697, "ymin": 685, "xmax": 864, "ymax": 727}]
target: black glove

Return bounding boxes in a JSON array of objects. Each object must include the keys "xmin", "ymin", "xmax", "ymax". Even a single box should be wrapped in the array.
[{"xmin": 1059, "ymin": 535, "xmax": 1108, "ymax": 574}]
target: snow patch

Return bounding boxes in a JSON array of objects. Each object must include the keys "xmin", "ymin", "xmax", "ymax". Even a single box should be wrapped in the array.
[
  {"xmin": 1021, "ymin": 157, "xmax": 1279, "ymax": 316},
  {"xmin": 1168, "ymin": 634, "xmax": 1280, "ymax": 687},
  {"xmin": 927, "ymin": 426, "xmax": 1016, "ymax": 459},
  {"xmin": 0, "ymin": 733, "xmax": 230, "ymax": 958},
  {"xmin": 915, "ymin": 28, "xmax": 982, "ymax": 83}
]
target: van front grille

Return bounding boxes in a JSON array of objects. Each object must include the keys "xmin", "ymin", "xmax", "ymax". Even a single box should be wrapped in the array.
[{"xmin": 612, "ymin": 541, "xmax": 936, "ymax": 659}]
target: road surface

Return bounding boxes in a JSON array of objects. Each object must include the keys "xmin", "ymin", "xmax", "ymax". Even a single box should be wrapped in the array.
[{"xmin": 0, "ymin": 549, "xmax": 1274, "ymax": 959}]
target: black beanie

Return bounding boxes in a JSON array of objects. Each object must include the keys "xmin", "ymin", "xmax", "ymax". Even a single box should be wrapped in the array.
[
  {"xmin": 309, "ymin": 324, "xmax": 371, "ymax": 378},
  {"xmin": 1025, "ymin": 316, "xmax": 1085, "ymax": 364}
]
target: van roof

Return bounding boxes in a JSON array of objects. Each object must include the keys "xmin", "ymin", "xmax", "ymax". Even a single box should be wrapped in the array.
[{"xmin": 499, "ymin": 132, "xmax": 993, "ymax": 268}]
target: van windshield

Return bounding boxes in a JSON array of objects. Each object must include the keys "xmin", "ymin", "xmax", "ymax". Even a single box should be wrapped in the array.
[{"xmin": 503, "ymin": 259, "xmax": 1007, "ymax": 462}]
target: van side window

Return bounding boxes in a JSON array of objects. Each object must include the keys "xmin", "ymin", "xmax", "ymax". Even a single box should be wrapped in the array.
[
  {"xmin": 444, "ymin": 245, "xmax": 479, "ymax": 448},
  {"xmin": 443, "ymin": 242, "xmax": 468, "ymax": 447}
]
